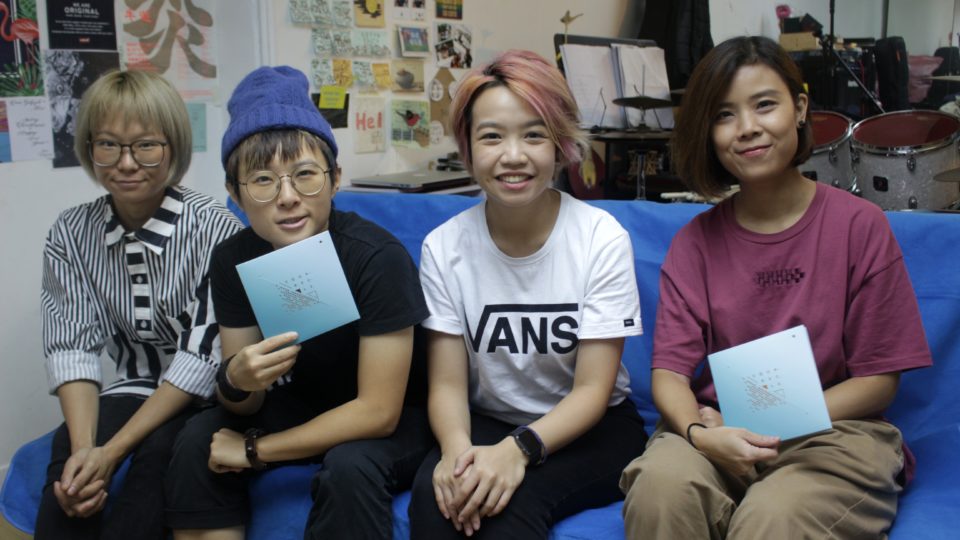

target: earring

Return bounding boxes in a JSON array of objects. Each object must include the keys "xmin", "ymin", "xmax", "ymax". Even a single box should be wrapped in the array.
[{"xmin": 798, "ymin": 120, "xmax": 806, "ymax": 128}]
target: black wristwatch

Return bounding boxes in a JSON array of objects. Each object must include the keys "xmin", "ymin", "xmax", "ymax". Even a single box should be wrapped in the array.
[
  {"xmin": 216, "ymin": 355, "xmax": 251, "ymax": 403},
  {"xmin": 244, "ymin": 428, "xmax": 267, "ymax": 470},
  {"xmin": 509, "ymin": 426, "xmax": 546, "ymax": 467}
]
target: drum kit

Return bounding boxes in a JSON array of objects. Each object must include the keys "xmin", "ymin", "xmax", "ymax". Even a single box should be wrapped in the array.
[{"xmin": 801, "ymin": 110, "xmax": 960, "ymax": 211}]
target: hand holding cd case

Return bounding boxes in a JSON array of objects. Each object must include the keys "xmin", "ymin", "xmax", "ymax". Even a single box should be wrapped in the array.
[
  {"xmin": 236, "ymin": 231, "xmax": 360, "ymax": 344},
  {"xmin": 707, "ymin": 325, "xmax": 832, "ymax": 441}
]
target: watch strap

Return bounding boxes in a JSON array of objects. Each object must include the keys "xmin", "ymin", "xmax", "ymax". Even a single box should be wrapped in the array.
[
  {"xmin": 509, "ymin": 426, "xmax": 546, "ymax": 467},
  {"xmin": 244, "ymin": 428, "xmax": 267, "ymax": 470},
  {"xmin": 216, "ymin": 355, "xmax": 251, "ymax": 403}
]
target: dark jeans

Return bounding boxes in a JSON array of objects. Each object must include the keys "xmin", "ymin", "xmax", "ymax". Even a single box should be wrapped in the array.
[
  {"xmin": 164, "ymin": 389, "xmax": 434, "ymax": 540},
  {"xmin": 35, "ymin": 394, "xmax": 192, "ymax": 540},
  {"xmin": 408, "ymin": 400, "xmax": 647, "ymax": 540}
]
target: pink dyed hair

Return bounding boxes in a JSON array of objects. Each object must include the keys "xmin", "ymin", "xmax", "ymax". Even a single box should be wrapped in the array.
[{"xmin": 449, "ymin": 49, "xmax": 586, "ymax": 170}]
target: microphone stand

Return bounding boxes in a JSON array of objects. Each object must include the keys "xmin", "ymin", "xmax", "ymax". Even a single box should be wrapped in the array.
[{"xmin": 817, "ymin": 0, "xmax": 885, "ymax": 114}]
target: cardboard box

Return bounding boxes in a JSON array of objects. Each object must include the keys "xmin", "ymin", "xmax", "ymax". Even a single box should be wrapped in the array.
[{"xmin": 780, "ymin": 32, "xmax": 820, "ymax": 51}]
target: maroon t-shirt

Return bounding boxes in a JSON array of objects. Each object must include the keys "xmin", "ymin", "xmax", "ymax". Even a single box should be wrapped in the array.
[{"xmin": 653, "ymin": 182, "xmax": 932, "ymax": 482}]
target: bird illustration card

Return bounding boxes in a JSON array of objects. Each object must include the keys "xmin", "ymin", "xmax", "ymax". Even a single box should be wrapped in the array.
[
  {"xmin": 236, "ymin": 231, "xmax": 359, "ymax": 345},
  {"xmin": 391, "ymin": 99, "xmax": 429, "ymax": 148},
  {"xmin": 708, "ymin": 325, "xmax": 832, "ymax": 441},
  {"xmin": 391, "ymin": 58, "xmax": 424, "ymax": 92}
]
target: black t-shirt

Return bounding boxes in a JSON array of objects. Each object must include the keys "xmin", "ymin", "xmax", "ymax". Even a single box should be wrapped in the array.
[{"xmin": 210, "ymin": 208, "xmax": 429, "ymax": 410}]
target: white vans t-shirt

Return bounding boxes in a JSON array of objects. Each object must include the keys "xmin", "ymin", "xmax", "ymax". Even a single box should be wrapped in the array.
[{"xmin": 420, "ymin": 191, "xmax": 642, "ymax": 425}]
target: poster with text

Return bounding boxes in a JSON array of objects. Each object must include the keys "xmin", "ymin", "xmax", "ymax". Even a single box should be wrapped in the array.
[
  {"xmin": 0, "ymin": 0, "xmax": 43, "ymax": 97},
  {"xmin": 47, "ymin": 0, "xmax": 117, "ymax": 50},
  {"xmin": 44, "ymin": 49, "xmax": 119, "ymax": 168},
  {"xmin": 353, "ymin": 0, "xmax": 384, "ymax": 28},
  {"xmin": 121, "ymin": 0, "xmax": 218, "ymax": 101},
  {"xmin": 391, "ymin": 99, "xmax": 428, "ymax": 148},
  {"xmin": 354, "ymin": 96, "xmax": 384, "ymax": 153},
  {"xmin": 6, "ymin": 96, "xmax": 54, "ymax": 161}
]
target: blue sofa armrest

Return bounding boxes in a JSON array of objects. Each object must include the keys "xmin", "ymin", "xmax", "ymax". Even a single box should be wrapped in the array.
[{"xmin": 889, "ymin": 424, "xmax": 960, "ymax": 539}]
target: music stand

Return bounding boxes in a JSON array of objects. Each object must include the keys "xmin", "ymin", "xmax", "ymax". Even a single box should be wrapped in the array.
[{"xmin": 553, "ymin": 34, "xmax": 657, "ymax": 76}]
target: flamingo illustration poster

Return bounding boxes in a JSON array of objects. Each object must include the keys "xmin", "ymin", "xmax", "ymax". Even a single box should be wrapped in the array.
[
  {"xmin": 46, "ymin": 0, "xmax": 117, "ymax": 50},
  {"xmin": 0, "ymin": 0, "xmax": 43, "ymax": 97}
]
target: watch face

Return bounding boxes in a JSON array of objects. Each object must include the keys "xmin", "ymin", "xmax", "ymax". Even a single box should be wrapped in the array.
[{"xmin": 512, "ymin": 427, "xmax": 543, "ymax": 464}]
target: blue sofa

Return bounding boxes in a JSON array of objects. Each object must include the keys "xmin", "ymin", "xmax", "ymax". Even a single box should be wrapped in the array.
[{"xmin": 4, "ymin": 193, "xmax": 959, "ymax": 538}]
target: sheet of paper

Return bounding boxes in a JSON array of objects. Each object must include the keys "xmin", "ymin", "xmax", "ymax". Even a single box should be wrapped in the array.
[
  {"xmin": 6, "ymin": 97, "xmax": 54, "ymax": 161},
  {"xmin": 708, "ymin": 325, "xmax": 832, "ymax": 441},
  {"xmin": 354, "ymin": 96, "xmax": 386, "ymax": 154},
  {"xmin": 236, "ymin": 231, "xmax": 360, "ymax": 344},
  {"xmin": 613, "ymin": 44, "xmax": 674, "ymax": 129},
  {"xmin": 560, "ymin": 44, "xmax": 625, "ymax": 129},
  {"xmin": 186, "ymin": 102, "xmax": 206, "ymax": 153}
]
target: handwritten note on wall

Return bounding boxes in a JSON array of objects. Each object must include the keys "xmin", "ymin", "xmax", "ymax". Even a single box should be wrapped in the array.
[{"xmin": 6, "ymin": 97, "xmax": 55, "ymax": 162}]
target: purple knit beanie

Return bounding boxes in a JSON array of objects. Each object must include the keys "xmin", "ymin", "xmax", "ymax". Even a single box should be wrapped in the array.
[{"xmin": 221, "ymin": 66, "xmax": 338, "ymax": 168}]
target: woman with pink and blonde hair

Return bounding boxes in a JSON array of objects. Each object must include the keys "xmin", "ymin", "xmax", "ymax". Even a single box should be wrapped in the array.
[{"xmin": 407, "ymin": 50, "xmax": 648, "ymax": 539}]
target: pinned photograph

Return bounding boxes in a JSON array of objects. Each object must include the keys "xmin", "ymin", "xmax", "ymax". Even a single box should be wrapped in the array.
[
  {"xmin": 435, "ymin": 23, "xmax": 471, "ymax": 68},
  {"xmin": 398, "ymin": 25, "xmax": 430, "ymax": 57},
  {"xmin": 391, "ymin": 58, "xmax": 424, "ymax": 93}
]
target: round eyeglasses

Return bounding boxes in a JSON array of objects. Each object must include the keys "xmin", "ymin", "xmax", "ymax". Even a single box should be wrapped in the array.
[
  {"xmin": 239, "ymin": 163, "xmax": 332, "ymax": 203},
  {"xmin": 89, "ymin": 139, "xmax": 168, "ymax": 167}
]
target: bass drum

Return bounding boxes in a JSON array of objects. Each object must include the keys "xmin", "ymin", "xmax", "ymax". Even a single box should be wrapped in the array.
[
  {"xmin": 851, "ymin": 111, "xmax": 960, "ymax": 210},
  {"xmin": 801, "ymin": 111, "xmax": 854, "ymax": 190}
]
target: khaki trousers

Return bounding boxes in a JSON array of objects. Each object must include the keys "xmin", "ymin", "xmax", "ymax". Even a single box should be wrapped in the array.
[{"xmin": 619, "ymin": 420, "xmax": 904, "ymax": 540}]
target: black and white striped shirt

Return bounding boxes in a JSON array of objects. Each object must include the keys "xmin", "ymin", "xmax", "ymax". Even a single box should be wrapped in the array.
[{"xmin": 41, "ymin": 186, "xmax": 243, "ymax": 399}]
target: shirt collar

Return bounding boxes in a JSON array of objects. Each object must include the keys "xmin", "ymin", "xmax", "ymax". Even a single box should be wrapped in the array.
[{"xmin": 103, "ymin": 187, "xmax": 185, "ymax": 255}]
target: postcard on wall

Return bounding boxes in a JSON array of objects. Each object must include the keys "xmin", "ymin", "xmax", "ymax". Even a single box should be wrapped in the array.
[
  {"xmin": 391, "ymin": 99, "xmax": 429, "ymax": 148},
  {"xmin": 353, "ymin": 0, "xmax": 385, "ymax": 28},
  {"xmin": 186, "ymin": 102, "xmax": 206, "ymax": 153},
  {"xmin": 354, "ymin": 96, "xmax": 385, "ymax": 154},
  {"xmin": 6, "ymin": 96, "xmax": 54, "ymax": 161},
  {"xmin": 121, "ymin": 0, "xmax": 218, "ymax": 101},
  {"xmin": 435, "ymin": 0, "xmax": 462, "ymax": 20},
  {"xmin": 351, "ymin": 29, "xmax": 390, "ymax": 57},
  {"xmin": 391, "ymin": 58, "xmax": 424, "ymax": 93},
  {"xmin": 393, "ymin": 0, "xmax": 425, "ymax": 21},
  {"xmin": 313, "ymin": 28, "xmax": 352, "ymax": 57},
  {"xmin": 0, "ymin": 0, "xmax": 43, "ymax": 97},
  {"xmin": 435, "ymin": 23, "xmax": 472, "ymax": 68},
  {"xmin": 398, "ymin": 25, "xmax": 430, "ymax": 57},
  {"xmin": 372, "ymin": 62, "xmax": 391, "ymax": 90},
  {"xmin": 312, "ymin": 89, "xmax": 349, "ymax": 128},
  {"xmin": 0, "ymin": 101, "xmax": 10, "ymax": 163},
  {"xmin": 332, "ymin": 58, "xmax": 353, "ymax": 88},
  {"xmin": 47, "ymin": 0, "xmax": 117, "ymax": 50},
  {"xmin": 312, "ymin": 58, "xmax": 335, "ymax": 88},
  {"xmin": 44, "ymin": 50, "xmax": 119, "ymax": 168},
  {"xmin": 236, "ymin": 231, "xmax": 360, "ymax": 345},
  {"xmin": 707, "ymin": 325, "xmax": 832, "ymax": 441},
  {"xmin": 331, "ymin": 0, "xmax": 353, "ymax": 26},
  {"xmin": 353, "ymin": 61, "xmax": 376, "ymax": 91}
]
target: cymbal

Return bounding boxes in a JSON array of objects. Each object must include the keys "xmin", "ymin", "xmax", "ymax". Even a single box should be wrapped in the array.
[
  {"xmin": 927, "ymin": 75, "xmax": 960, "ymax": 82},
  {"xmin": 934, "ymin": 167, "xmax": 960, "ymax": 182},
  {"xmin": 613, "ymin": 95, "xmax": 673, "ymax": 109}
]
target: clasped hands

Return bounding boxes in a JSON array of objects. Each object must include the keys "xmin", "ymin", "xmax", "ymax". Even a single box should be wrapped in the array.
[
  {"xmin": 208, "ymin": 332, "xmax": 299, "ymax": 473},
  {"xmin": 691, "ymin": 406, "xmax": 780, "ymax": 476},
  {"xmin": 432, "ymin": 438, "xmax": 527, "ymax": 536},
  {"xmin": 54, "ymin": 445, "xmax": 121, "ymax": 518}
]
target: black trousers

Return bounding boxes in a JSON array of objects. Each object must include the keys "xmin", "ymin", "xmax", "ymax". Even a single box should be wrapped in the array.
[
  {"xmin": 35, "ymin": 394, "xmax": 193, "ymax": 540},
  {"xmin": 408, "ymin": 400, "xmax": 647, "ymax": 540},
  {"xmin": 164, "ymin": 388, "xmax": 434, "ymax": 540}
]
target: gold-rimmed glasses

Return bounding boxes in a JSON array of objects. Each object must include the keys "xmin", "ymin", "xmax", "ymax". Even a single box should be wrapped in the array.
[
  {"xmin": 239, "ymin": 162, "xmax": 332, "ymax": 203},
  {"xmin": 89, "ymin": 139, "xmax": 168, "ymax": 167}
]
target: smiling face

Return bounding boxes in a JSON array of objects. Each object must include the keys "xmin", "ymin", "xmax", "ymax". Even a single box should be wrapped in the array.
[
  {"xmin": 230, "ymin": 147, "xmax": 340, "ymax": 250},
  {"xmin": 711, "ymin": 63, "xmax": 808, "ymax": 186},
  {"xmin": 92, "ymin": 116, "xmax": 172, "ymax": 229},
  {"xmin": 469, "ymin": 85, "xmax": 557, "ymax": 211}
]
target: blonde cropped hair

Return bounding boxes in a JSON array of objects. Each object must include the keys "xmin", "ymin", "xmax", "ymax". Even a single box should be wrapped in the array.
[{"xmin": 74, "ymin": 70, "xmax": 192, "ymax": 186}]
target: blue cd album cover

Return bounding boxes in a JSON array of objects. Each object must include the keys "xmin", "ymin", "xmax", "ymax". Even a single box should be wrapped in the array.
[
  {"xmin": 708, "ymin": 325, "xmax": 832, "ymax": 441},
  {"xmin": 236, "ymin": 231, "xmax": 360, "ymax": 344}
]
